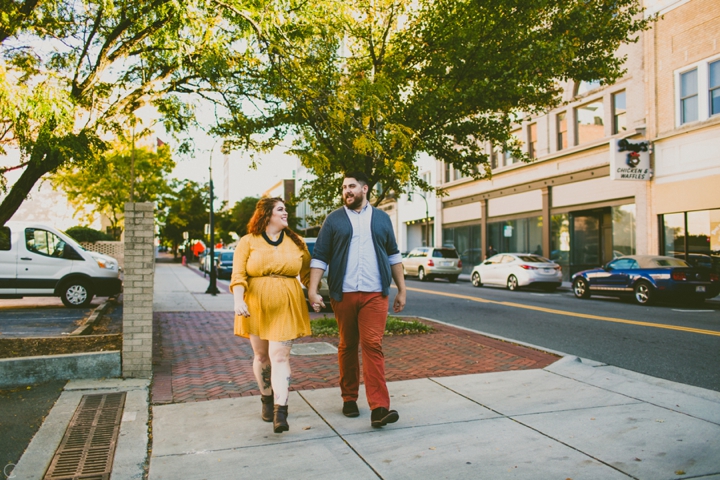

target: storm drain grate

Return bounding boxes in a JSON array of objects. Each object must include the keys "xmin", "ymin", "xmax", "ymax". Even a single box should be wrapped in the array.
[{"xmin": 44, "ymin": 392, "xmax": 126, "ymax": 480}]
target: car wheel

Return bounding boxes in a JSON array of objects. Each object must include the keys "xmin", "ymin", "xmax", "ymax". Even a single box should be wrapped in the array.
[
  {"xmin": 507, "ymin": 275, "xmax": 519, "ymax": 291},
  {"xmin": 573, "ymin": 278, "xmax": 590, "ymax": 299},
  {"xmin": 471, "ymin": 272, "xmax": 482, "ymax": 287},
  {"xmin": 633, "ymin": 281, "xmax": 654, "ymax": 305},
  {"xmin": 448, "ymin": 275, "xmax": 458, "ymax": 283},
  {"xmin": 418, "ymin": 267, "xmax": 427, "ymax": 282},
  {"xmin": 61, "ymin": 281, "xmax": 93, "ymax": 308}
]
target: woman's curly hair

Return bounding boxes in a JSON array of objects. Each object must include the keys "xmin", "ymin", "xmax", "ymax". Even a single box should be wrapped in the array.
[{"xmin": 247, "ymin": 197, "xmax": 306, "ymax": 250}]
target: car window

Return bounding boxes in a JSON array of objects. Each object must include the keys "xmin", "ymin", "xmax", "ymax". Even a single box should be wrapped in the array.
[
  {"xmin": 609, "ymin": 258, "xmax": 638, "ymax": 270},
  {"xmin": 654, "ymin": 258, "xmax": 689, "ymax": 267},
  {"xmin": 501, "ymin": 255, "xmax": 515, "ymax": 263},
  {"xmin": 220, "ymin": 252, "xmax": 234, "ymax": 261},
  {"xmin": 432, "ymin": 249, "xmax": 458, "ymax": 258},
  {"xmin": 0, "ymin": 226, "xmax": 10, "ymax": 251},
  {"xmin": 485, "ymin": 254, "xmax": 501, "ymax": 264},
  {"xmin": 517, "ymin": 255, "xmax": 549, "ymax": 263},
  {"xmin": 306, "ymin": 242, "xmax": 315, "ymax": 255},
  {"xmin": 25, "ymin": 228, "xmax": 68, "ymax": 258}
]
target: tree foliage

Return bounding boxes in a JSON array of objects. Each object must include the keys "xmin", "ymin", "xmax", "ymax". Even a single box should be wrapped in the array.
[
  {"xmin": 51, "ymin": 139, "xmax": 175, "ymax": 239},
  {"xmin": 158, "ymin": 180, "xmax": 208, "ymax": 254},
  {"xmin": 215, "ymin": 196, "xmax": 259, "ymax": 244},
  {"xmin": 213, "ymin": 0, "xmax": 651, "ymax": 212},
  {"xmin": 0, "ymin": 0, "xmax": 260, "ymax": 226}
]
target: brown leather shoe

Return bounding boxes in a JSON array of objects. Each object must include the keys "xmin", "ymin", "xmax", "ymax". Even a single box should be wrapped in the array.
[
  {"xmin": 273, "ymin": 405, "xmax": 289, "ymax": 433},
  {"xmin": 261, "ymin": 395, "xmax": 273, "ymax": 422}
]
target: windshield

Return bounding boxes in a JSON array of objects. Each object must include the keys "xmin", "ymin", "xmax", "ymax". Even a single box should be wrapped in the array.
[{"xmin": 220, "ymin": 252, "xmax": 233, "ymax": 261}]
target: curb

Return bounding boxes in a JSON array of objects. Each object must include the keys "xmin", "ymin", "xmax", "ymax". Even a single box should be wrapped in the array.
[
  {"xmin": 70, "ymin": 296, "xmax": 116, "ymax": 336},
  {"xmin": 0, "ymin": 351, "xmax": 121, "ymax": 388}
]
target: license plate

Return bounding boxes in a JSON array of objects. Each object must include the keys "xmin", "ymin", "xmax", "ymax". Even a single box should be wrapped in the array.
[
  {"xmin": 440, "ymin": 261, "xmax": 451, "ymax": 267},
  {"xmin": 696, "ymin": 286, "xmax": 706, "ymax": 293},
  {"xmin": 543, "ymin": 269, "xmax": 552, "ymax": 274}
]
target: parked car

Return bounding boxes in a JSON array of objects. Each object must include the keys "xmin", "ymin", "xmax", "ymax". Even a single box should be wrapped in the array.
[
  {"xmin": 216, "ymin": 251, "xmax": 235, "ymax": 280},
  {"xmin": 203, "ymin": 248, "xmax": 232, "ymax": 276},
  {"xmin": 401, "ymin": 247, "xmax": 462, "ymax": 282},
  {"xmin": 571, "ymin": 255, "xmax": 720, "ymax": 305},
  {"xmin": 471, "ymin": 253, "xmax": 562, "ymax": 292},
  {"xmin": 301, "ymin": 237, "xmax": 332, "ymax": 311},
  {"xmin": 0, "ymin": 221, "xmax": 122, "ymax": 307}
]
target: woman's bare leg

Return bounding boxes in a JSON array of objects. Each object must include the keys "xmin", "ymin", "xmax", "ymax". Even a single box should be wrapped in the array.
[
  {"xmin": 269, "ymin": 340, "xmax": 293, "ymax": 405},
  {"xmin": 249, "ymin": 334, "xmax": 272, "ymax": 395}
]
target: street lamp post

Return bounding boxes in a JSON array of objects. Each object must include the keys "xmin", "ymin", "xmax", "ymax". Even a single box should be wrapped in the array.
[{"xmin": 205, "ymin": 143, "xmax": 220, "ymax": 295}]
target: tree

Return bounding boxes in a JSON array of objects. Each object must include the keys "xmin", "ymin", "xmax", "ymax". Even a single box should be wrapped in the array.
[
  {"xmin": 51, "ymin": 140, "xmax": 175, "ymax": 239},
  {"xmin": 158, "ymin": 180, "xmax": 208, "ymax": 257},
  {"xmin": 215, "ymin": 196, "xmax": 259, "ymax": 244},
  {"xmin": 213, "ymin": 0, "xmax": 650, "ymax": 213},
  {"xmin": 0, "ymin": 0, "xmax": 263, "ymax": 227}
]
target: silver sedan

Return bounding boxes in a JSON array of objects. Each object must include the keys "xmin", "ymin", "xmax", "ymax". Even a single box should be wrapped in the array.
[{"xmin": 471, "ymin": 254, "xmax": 562, "ymax": 292}]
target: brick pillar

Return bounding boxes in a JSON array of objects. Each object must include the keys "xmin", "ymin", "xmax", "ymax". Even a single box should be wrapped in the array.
[{"xmin": 122, "ymin": 202, "xmax": 155, "ymax": 378}]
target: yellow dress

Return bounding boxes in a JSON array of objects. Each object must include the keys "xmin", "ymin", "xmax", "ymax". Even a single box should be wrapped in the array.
[{"xmin": 230, "ymin": 233, "xmax": 312, "ymax": 341}]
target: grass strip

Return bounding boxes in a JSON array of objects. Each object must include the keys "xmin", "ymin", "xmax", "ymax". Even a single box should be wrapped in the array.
[{"xmin": 311, "ymin": 316, "xmax": 433, "ymax": 337}]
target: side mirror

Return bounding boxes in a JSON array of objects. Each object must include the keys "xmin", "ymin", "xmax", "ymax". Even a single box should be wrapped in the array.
[{"xmin": 604, "ymin": 264, "xmax": 613, "ymax": 271}]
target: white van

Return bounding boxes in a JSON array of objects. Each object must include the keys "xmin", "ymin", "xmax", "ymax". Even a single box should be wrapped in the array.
[{"xmin": 0, "ymin": 221, "xmax": 122, "ymax": 307}]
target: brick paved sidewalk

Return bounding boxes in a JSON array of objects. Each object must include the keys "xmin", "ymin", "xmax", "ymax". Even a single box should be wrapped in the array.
[{"xmin": 152, "ymin": 312, "xmax": 559, "ymax": 405}]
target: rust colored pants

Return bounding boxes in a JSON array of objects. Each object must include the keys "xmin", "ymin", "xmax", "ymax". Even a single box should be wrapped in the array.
[{"xmin": 331, "ymin": 292, "xmax": 390, "ymax": 411}]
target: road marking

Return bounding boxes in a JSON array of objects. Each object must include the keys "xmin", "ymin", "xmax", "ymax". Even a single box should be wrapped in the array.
[
  {"xmin": 672, "ymin": 309, "xmax": 714, "ymax": 313},
  {"xmin": 405, "ymin": 286, "xmax": 720, "ymax": 337}
]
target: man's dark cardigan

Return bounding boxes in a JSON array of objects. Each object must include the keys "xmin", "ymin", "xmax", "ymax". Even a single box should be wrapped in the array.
[{"xmin": 312, "ymin": 206, "xmax": 400, "ymax": 302}]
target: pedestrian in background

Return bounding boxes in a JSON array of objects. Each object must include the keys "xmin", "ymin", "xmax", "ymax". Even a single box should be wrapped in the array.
[
  {"xmin": 230, "ymin": 197, "xmax": 311, "ymax": 434},
  {"xmin": 486, "ymin": 244, "xmax": 498, "ymax": 259},
  {"xmin": 307, "ymin": 172, "xmax": 407, "ymax": 428}
]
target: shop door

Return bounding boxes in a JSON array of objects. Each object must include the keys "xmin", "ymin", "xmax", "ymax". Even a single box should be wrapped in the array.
[{"xmin": 570, "ymin": 208, "xmax": 612, "ymax": 275}]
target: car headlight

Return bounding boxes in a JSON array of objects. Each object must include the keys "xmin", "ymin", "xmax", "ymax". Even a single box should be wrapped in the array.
[{"xmin": 95, "ymin": 258, "xmax": 117, "ymax": 270}]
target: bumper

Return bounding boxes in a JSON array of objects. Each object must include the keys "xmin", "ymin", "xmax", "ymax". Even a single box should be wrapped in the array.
[{"xmin": 427, "ymin": 268, "xmax": 462, "ymax": 276}]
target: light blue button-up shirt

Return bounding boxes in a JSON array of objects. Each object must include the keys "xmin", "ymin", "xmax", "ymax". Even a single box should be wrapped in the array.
[{"xmin": 310, "ymin": 202, "xmax": 402, "ymax": 293}]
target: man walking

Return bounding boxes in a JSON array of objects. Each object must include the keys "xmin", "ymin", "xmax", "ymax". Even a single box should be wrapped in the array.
[{"xmin": 308, "ymin": 172, "xmax": 407, "ymax": 428}]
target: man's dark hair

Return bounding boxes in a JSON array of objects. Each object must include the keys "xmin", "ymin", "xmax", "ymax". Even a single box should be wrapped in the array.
[{"xmin": 344, "ymin": 171, "xmax": 369, "ymax": 186}]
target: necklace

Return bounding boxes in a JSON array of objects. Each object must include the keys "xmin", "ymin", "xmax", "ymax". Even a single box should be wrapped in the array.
[{"xmin": 262, "ymin": 230, "xmax": 284, "ymax": 247}]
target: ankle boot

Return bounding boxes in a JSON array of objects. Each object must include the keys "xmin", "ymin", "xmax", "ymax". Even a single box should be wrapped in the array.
[
  {"xmin": 261, "ymin": 395, "xmax": 273, "ymax": 422},
  {"xmin": 273, "ymin": 405, "xmax": 289, "ymax": 433}
]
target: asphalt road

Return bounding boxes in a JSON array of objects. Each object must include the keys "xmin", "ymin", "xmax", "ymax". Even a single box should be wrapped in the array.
[
  {"xmin": 397, "ymin": 277, "xmax": 720, "ymax": 392},
  {"xmin": 0, "ymin": 307, "xmax": 94, "ymax": 337}
]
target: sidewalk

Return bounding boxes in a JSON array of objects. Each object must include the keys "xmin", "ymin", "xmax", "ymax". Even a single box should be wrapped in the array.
[{"xmin": 12, "ymin": 262, "xmax": 720, "ymax": 479}]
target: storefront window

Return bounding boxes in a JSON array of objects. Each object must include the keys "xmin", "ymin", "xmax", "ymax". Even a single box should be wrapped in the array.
[
  {"xmin": 488, "ymin": 217, "xmax": 542, "ymax": 257},
  {"xmin": 612, "ymin": 204, "xmax": 636, "ymax": 256},
  {"xmin": 551, "ymin": 214, "xmax": 570, "ymax": 281},
  {"xmin": 443, "ymin": 225, "xmax": 481, "ymax": 274},
  {"xmin": 663, "ymin": 213, "xmax": 686, "ymax": 257},
  {"xmin": 662, "ymin": 209, "xmax": 720, "ymax": 272}
]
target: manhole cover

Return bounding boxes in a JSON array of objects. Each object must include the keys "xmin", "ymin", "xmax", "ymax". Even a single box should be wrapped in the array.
[{"xmin": 291, "ymin": 342, "xmax": 338, "ymax": 356}]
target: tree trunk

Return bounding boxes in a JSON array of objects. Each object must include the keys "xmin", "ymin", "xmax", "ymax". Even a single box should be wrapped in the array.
[{"xmin": 0, "ymin": 146, "xmax": 63, "ymax": 226}]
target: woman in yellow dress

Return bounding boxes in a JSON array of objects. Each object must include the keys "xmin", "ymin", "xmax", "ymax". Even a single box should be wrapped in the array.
[{"xmin": 230, "ymin": 197, "xmax": 311, "ymax": 433}]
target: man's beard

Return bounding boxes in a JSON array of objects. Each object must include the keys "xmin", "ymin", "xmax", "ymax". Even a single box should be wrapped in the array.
[{"xmin": 344, "ymin": 191, "xmax": 365, "ymax": 210}]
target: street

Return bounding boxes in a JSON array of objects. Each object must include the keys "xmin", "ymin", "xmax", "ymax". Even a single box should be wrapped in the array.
[{"xmin": 379, "ymin": 277, "xmax": 720, "ymax": 393}]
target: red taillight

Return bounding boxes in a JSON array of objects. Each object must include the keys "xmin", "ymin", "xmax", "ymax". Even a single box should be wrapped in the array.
[
  {"xmin": 520, "ymin": 265, "xmax": 538, "ymax": 270},
  {"xmin": 710, "ymin": 273, "xmax": 719, "ymax": 282},
  {"xmin": 555, "ymin": 265, "xmax": 562, "ymax": 271},
  {"xmin": 457, "ymin": 260, "xmax": 463, "ymax": 268},
  {"xmin": 427, "ymin": 259, "xmax": 435, "ymax": 267},
  {"xmin": 672, "ymin": 271, "xmax": 687, "ymax": 281}
]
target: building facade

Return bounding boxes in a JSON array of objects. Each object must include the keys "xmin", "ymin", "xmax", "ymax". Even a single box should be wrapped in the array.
[{"xmin": 647, "ymin": 0, "xmax": 720, "ymax": 269}]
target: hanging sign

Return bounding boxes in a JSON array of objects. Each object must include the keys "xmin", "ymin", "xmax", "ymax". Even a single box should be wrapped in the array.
[{"xmin": 610, "ymin": 138, "xmax": 652, "ymax": 181}]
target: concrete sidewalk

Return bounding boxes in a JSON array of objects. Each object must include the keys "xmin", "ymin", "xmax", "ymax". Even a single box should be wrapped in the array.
[{"xmin": 12, "ymin": 262, "xmax": 720, "ymax": 480}]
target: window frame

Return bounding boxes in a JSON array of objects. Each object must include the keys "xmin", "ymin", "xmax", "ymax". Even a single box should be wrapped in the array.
[
  {"xmin": 709, "ymin": 59, "xmax": 720, "ymax": 117},
  {"xmin": 612, "ymin": 90, "xmax": 627, "ymax": 134},
  {"xmin": 680, "ymin": 68, "xmax": 699, "ymax": 125},
  {"xmin": 674, "ymin": 54, "xmax": 720, "ymax": 127},
  {"xmin": 527, "ymin": 123, "xmax": 538, "ymax": 159},
  {"xmin": 575, "ymin": 98, "xmax": 606, "ymax": 145},
  {"xmin": 556, "ymin": 111, "xmax": 568, "ymax": 151}
]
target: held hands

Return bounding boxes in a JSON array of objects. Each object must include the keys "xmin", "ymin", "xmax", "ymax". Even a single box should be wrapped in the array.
[
  {"xmin": 308, "ymin": 291, "xmax": 325, "ymax": 313},
  {"xmin": 393, "ymin": 290, "xmax": 406, "ymax": 313}
]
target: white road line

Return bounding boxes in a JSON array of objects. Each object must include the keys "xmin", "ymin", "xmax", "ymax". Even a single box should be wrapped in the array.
[{"xmin": 672, "ymin": 309, "xmax": 714, "ymax": 313}]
